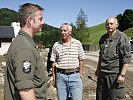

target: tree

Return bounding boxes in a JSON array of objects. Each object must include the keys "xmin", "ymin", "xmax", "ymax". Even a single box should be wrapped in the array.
[
  {"xmin": 70, "ymin": 23, "xmax": 77, "ymax": 37},
  {"xmin": 117, "ymin": 9, "xmax": 133, "ymax": 31},
  {"xmin": 74, "ymin": 8, "xmax": 90, "ymax": 43},
  {"xmin": 75, "ymin": 28, "xmax": 90, "ymax": 44},
  {"xmin": 75, "ymin": 8, "xmax": 88, "ymax": 30}
]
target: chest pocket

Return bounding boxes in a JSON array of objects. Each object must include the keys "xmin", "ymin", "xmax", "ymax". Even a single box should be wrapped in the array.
[
  {"xmin": 107, "ymin": 41, "xmax": 119, "ymax": 58},
  {"xmin": 101, "ymin": 40, "xmax": 119, "ymax": 59}
]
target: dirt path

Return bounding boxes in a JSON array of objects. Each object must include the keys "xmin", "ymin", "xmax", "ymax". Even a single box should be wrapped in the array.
[
  {"xmin": 0, "ymin": 51, "xmax": 132, "ymax": 100},
  {"xmin": 84, "ymin": 52, "xmax": 133, "ymax": 100}
]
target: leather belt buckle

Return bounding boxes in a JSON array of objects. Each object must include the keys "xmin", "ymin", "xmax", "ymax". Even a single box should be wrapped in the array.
[{"xmin": 57, "ymin": 68, "xmax": 79, "ymax": 75}]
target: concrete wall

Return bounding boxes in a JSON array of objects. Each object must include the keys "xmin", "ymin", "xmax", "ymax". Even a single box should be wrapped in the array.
[{"xmin": 0, "ymin": 42, "xmax": 11, "ymax": 55}]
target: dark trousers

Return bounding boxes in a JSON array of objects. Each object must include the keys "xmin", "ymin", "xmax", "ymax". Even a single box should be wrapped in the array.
[{"xmin": 96, "ymin": 72, "xmax": 125, "ymax": 100}]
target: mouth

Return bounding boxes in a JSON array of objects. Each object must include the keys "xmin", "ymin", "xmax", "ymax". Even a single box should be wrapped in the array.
[{"xmin": 108, "ymin": 27, "xmax": 112, "ymax": 30}]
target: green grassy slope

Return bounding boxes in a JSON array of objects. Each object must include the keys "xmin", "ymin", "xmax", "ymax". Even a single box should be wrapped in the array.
[
  {"xmin": 88, "ymin": 23, "xmax": 106, "ymax": 44},
  {"xmin": 88, "ymin": 23, "xmax": 133, "ymax": 44},
  {"xmin": 124, "ymin": 27, "xmax": 133, "ymax": 38}
]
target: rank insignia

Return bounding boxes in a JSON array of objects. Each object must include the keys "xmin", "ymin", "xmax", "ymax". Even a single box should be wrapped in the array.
[{"xmin": 23, "ymin": 61, "xmax": 31, "ymax": 74}]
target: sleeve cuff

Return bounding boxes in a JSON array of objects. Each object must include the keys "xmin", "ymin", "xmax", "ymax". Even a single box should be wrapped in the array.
[
  {"xmin": 15, "ymin": 80, "xmax": 34, "ymax": 90},
  {"xmin": 123, "ymin": 58, "xmax": 131, "ymax": 64}
]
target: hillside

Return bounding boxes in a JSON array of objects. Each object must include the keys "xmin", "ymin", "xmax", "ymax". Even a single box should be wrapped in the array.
[
  {"xmin": 34, "ymin": 23, "xmax": 133, "ymax": 45},
  {"xmin": 88, "ymin": 23, "xmax": 133, "ymax": 44},
  {"xmin": 124, "ymin": 27, "xmax": 133, "ymax": 38},
  {"xmin": 0, "ymin": 8, "xmax": 59, "ymax": 46},
  {"xmin": 0, "ymin": 8, "xmax": 18, "ymax": 26},
  {"xmin": 88, "ymin": 23, "xmax": 106, "ymax": 44}
]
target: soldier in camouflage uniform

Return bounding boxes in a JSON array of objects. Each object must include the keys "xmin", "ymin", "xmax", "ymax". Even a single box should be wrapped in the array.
[
  {"xmin": 95, "ymin": 17, "xmax": 131, "ymax": 100},
  {"xmin": 4, "ymin": 3, "xmax": 46, "ymax": 100}
]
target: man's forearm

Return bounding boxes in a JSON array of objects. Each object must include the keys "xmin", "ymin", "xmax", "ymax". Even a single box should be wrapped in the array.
[
  {"xmin": 79, "ymin": 60, "xmax": 84, "ymax": 75},
  {"xmin": 19, "ymin": 89, "xmax": 36, "ymax": 100},
  {"xmin": 97, "ymin": 56, "xmax": 101, "ymax": 69},
  {"xmin": 120, "ymin": 63, "xmax": 128, "ymax": 75},
  {"xmin": 52, "ymin": 62, "xmax": 56, "ymax": 75}
]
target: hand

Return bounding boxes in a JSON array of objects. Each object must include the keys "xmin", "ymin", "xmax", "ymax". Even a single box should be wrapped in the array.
[{"xmin": 117, "ymin": 75, "xmax": 125, "ymax": 84}]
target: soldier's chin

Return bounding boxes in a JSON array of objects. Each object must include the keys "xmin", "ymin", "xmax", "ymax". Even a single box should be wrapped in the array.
[{"xmin": 108, "ymin": 29, "xmax": 113, "ymax": 32}]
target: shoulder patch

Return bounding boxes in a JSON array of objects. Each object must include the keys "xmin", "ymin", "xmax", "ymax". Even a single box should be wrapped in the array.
[{"xmin": 23, "ymin": 61, "xmax": 31, "ymax": 74}]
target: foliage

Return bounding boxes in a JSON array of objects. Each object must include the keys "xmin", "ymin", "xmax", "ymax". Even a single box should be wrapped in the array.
[
  {"xmin": 33, "ymin": 32, "xmax": 42, "ymax": 43},
  {"xmin": 42, "ymin": 23, "xmax": 58, "ymax": 33},
  {"xmin": 34, "ymin": 24, "xmax": 60, "ymax": 47},
  {"xmin": 75, "ymin": 28, "xmax": 90, "ymax": 44},
  {"xmin": 124, "ymin": 27, "xmax": 133, "ymax": 38},
  {"xmin": 0, "ymin": 8, "xmax": 18, "ymax": 26},
  {"xmin": 75, "ymin": 8, "xmax": 88, "ymax": 30},
  {"xmin": 0, "ymin": 8, "xmax": 60, "ymax": 47},
  {"xmin": 70, "ymin": 23, "xmax": 77, "ymax": 37},
  {"xmin": 117, "ymin": 9, "xmax": 133, "ymax": 31},
  {"xmin": 40, "ymin": 28, "xmax": 60, "ymax": 47},
  {"xmin": 73, "ymin": 9, "xmax": 90, "ymax": 43}
]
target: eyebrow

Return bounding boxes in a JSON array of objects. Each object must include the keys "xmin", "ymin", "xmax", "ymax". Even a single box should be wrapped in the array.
[{"xmin": 60, "ymin": 29, "xmax": 67, "ymax": 31}]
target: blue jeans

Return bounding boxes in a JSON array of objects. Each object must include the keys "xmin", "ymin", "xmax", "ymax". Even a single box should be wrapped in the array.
[{"xmin": 56, "ymin": 72, "xmax": 82, "ymax": 100}]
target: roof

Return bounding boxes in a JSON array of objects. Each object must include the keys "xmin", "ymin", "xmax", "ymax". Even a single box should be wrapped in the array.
[{"xmin": 0, "ymin": 26, "xmax": 15, "ymax": 38}]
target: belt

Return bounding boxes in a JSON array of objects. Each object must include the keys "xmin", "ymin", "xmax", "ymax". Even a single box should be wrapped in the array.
[{"xmin": 56, "ymin": 67, "xmax": 79, "ymax": 75}]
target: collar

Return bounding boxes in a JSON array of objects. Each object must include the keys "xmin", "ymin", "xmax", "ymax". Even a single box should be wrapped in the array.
[
  {"xmin": 18, "ymin": 30, "xmax": 36, "ymax": 47},
  {"xmin": 59, "ymin": 37, "xmax": 75, "ymax": 44},
  {"xmin": 107, "ymin": 29, "xmax": 120, "ymax": 41}
]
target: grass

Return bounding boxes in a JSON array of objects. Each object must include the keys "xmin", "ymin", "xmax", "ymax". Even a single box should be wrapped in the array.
[
  {"xmin": 124, "ymin": 27, "xmax": 133, "ymax": 38},
  {"xmin": 88, "ymin": 23, "xmax": 106, "ymax": 44}
]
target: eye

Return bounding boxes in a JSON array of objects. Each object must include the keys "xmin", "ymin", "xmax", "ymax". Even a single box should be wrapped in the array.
[
  {"xmin": 40, "ymin": 18, "xmax": 42, "ymax": 21},
  {"xmin": 60, "ymin": 30, "xmax": 67, "ymax": 32},
  {"xmin": 39, "ymin": 17, "xmax": 43, "ymax": 21},
  {"xmin": 110, "ymin": 23, "xmax": 113, "ymax": 25},
  {"xmin": 106, "ymin": 23, "xmax": 113, "ymax": 26}
]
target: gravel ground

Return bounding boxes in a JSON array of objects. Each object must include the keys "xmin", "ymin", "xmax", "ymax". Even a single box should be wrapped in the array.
[{"xmin": 0, "ymin": 51, "xmax": 133, "ymax": 100}]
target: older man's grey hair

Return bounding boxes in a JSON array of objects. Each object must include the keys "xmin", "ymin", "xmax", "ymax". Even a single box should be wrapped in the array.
[
  {"xmin": 60, "ymin": 23, "xmax": 72, "ymax": 32},
  {"xmin": 106, "ymin": 16, "xmax": 119, "ymax": 24}
]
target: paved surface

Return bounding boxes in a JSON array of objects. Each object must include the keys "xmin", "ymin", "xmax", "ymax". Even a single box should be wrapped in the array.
[{"xmin": 85, "ymin": 51, "xmax": 133, "ymax": 72}]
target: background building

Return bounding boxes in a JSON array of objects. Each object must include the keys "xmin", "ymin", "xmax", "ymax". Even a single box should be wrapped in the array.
[{"xmin": 0, "ymin": 22, "xmax": 20, "ymax": 55}]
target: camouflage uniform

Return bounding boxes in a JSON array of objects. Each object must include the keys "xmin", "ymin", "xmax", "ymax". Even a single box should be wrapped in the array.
[
  {"xmin": 96, "ymin": 30, "xmax": 131, "ymax": 100},
  {"xmin": 4, "ymin": 30, "xmax": 46, "ymax": 100}
]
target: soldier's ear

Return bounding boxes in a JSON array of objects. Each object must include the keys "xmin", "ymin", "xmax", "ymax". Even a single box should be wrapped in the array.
[{"xmin": 27, "ymin": 16, "xmax": 34, "ymax": 27}]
